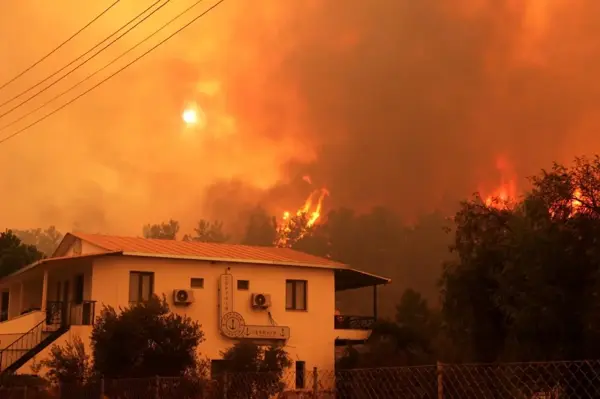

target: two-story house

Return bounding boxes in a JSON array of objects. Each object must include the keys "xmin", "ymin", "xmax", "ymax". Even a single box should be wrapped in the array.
[{"xmin": 0, "ymin": 232, "xmax": 389, "ymax": 381}]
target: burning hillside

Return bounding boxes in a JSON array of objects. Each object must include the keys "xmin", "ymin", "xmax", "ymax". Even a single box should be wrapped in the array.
[{"xmin": 2, "ymin": 1, "xmax": 600, "ymax": 233}]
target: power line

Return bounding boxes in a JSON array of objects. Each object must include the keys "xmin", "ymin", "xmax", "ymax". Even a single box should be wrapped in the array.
[
  {"xmin": 0, "ymin": 0, "xmax": 121, "ymax": 92},
  {"xmin": 0, "ymin": 0, "xmax": 207, "ymax": 133},
  {"xmin": 0, "ymin": 0, "xmax": 225, "ymax": 147},
  {"xmin": 0, "ymin": 0, "xmax": 169, "ymax": 113}
]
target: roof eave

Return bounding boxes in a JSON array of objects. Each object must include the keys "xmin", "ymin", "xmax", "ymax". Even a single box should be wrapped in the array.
[
  {"xmin": 121, "ymin": 251, "xmax": 347, "ymax": 270},
  {"xmin": 1, "ymin": 251, "xmax": 123, "ymax": 282}
]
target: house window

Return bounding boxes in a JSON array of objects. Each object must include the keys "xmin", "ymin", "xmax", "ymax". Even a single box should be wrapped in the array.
[
  {"xmin": 286, "ymin": 280, "xmax": 307, "ymax": 311},
  {"xmin": 295, "ymin": 361, "xmax": 306, "ymax": 389},
  {"xmin": 74, "ymin": 274, "xmax": 84, "ymax": 305},
  {"xmin": 129, "ymin": 272, "xmax": 154, "ymax": 303},
  {"xmin": 190, "ymin": 278, "xmax": 204, "ymax": 289},
  {"xmin": 237, "ymin": 280, "xmax": 249, "ymax": 290}
]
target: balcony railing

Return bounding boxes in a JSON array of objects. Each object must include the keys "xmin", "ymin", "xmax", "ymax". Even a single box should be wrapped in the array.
[
  {"xmin": 334, "ymin": 315, "xmax": 375, "ymax": 330},
  {"xmin": 46, "ymin": 300, "xmax": 96, "ymax": 326}
]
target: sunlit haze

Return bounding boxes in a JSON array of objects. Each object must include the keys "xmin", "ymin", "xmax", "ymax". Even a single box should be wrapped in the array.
[{"xmin": 1, "ymin": 0, "xmax": 599, "ymax": 236}]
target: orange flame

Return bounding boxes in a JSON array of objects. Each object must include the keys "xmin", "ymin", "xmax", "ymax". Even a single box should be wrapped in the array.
[
  {"xmin": 277, "ymin": 186, "xmax": 330, "ymax": 247},
  {"xmin": 572, "ymin": 188, "xmax": 583, "ymax": 210},
  {"xmin": 483, "ymin": 155, "xmax": 517, "ymax": 209}
]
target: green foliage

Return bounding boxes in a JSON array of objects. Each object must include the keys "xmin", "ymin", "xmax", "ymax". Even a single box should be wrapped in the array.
[
  {"xmin": 91, "ymin": 296, "xmax": 204, "ymax": 378},
  {"xmin": 39, "ymin": 336, "xmax": 93, "ymax": 385},
  {"xmin": 0, "ymin": 229, "xmax": 44, "ymax": 278},
  {"xmin": 183, "ymin": 220, "xmax": 230, "ymax": 243},
  {"xmin": 12, "ymin": 226, "xmax": 63, "ymax": 257},
  {"xmin": 143, "ymin": 219, "xmax": 180, "ymax": 240},
  {"xmin": 441, "ymin": 156, "xmax": 600, "ymax": 362},
  {"xmin": 220, "ymin": 342, "xmax": 291, "ymax": 399}
]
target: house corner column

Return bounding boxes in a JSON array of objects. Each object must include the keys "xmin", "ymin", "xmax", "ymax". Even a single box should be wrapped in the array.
[
  {"xmin": 18, "ymin": 282, "xmax": 24, "ymax": 315},
  {"xmin": 373, "ymin": 284, "xmax": 378, "ymax": 320},
  {"xmin": 41, "ymin": 269, "xmax": 49, "ymax": 311}
]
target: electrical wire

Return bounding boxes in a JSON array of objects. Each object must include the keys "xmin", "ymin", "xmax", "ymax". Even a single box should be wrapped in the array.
[
  {"xmin": 0, "ymin": 0, "xmax": 169, "ymax": 113},
  {"xmin": 0, "ymin": 0, "xmax": 205, "ymax": 133},
  {"xmin": 0, "ymin": 0, "xmax": 225, "ymax": 147},
  {"xmin": 0, "ymin": 0, "xmax": 121, "ymax": 92}
]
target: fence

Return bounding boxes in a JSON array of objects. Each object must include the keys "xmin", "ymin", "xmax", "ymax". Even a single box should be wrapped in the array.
[{"xmin": 2, "ymin": 360, "xmax": 600, "ymax": 398}]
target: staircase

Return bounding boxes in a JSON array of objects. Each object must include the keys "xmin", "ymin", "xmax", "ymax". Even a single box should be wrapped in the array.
[{"xmin": 0, "ymin": 304, "xmax": 69, "ymax": 374}]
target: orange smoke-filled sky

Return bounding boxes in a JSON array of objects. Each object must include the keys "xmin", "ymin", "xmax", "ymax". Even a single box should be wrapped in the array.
[{"xmin": 0, "ymin": 0, "xmax": 598, "ymax": 235}]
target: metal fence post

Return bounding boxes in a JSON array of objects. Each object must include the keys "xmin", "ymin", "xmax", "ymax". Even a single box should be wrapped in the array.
[
  {"xmin": 312, "ymin": 367, "xmax": 318, "ymax": 396},
  {"xmin": 22, "ymin": 386, "xmax": 27, "ymax": 399},
  {"xmin": 223, "ymin": 372, "xmax": 229, "ymax": 399},
  {"xmin": 437, "ymin": 361, "xmax": 444, "ymax": 399},
  {"xmin": 99, "ymin": 377, "xmax": 105, "ymax": 399},
  {"xmin": 155, "ymin": 376, "xmax": 160, "ymax": 399}
]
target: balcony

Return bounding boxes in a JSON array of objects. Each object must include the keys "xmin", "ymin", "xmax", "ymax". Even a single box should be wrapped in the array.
[
  {"xmin": 334, "ymin": 315, "xmax": 375, "ymax": 330},
  {"xmin": 334, "ymin": 315, "xmax": 375, "ymax": 345},
  {"xmin": 46, "ymin": 300, "xmax": 96, "ymax": 326}
]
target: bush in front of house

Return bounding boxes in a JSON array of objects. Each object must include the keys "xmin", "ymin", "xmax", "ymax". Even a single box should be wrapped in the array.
[
  {"xmin": 217, "ymin": 342, "xmax": 292, "ymax": 399},
  {"xmin": 41, "ymin": 295, "xmax": 207, "ymax": 398}
]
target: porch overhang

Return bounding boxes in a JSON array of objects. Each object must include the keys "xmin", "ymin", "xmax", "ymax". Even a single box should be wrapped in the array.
[
  {"xmin": 0, "ymin": 252, "xmax": 122, "ymax": 284},
  {"xmin": 334, "ymin": 268, "xmax": 390, "ymax": 291}
]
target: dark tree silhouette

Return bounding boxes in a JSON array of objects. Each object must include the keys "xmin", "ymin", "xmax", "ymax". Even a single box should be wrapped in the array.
[
  {"xmin": 0, "ymin": 229, "xmax": 44, "ymax": 278},
  {"xmin": 13, "ymin": 226, "xmax": 63, "ymax": 257},
  {"xmin": 442, "ymin": 156, "xmax": 600, "ymax": 362},
  {"xmin": 241, "ymin": 207, "xmax": 278, "ymax": 247},
  {"xmin": 143, "ymin": 219, "xmax": 180, "ymax": 240},
  {"xmin": 91, "ymin": 296, "xmax": 204, "ymax": 378},
  {"xmin": 183, "ymin": 220, "xmax": 229, "ymax": 243},
  {"xmin": 219, "ymin": 342, "xmax": 291, "ymax": 399}
]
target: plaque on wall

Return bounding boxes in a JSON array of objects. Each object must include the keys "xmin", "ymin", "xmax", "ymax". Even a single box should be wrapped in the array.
[{"xmin": 217, "ymin": 271, "xmax": 290, "ymax": 340}]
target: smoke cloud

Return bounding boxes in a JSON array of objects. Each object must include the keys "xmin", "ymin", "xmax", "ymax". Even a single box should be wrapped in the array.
[{"xmin": 0, "ymin": 0, "xmax": 598, "ymax": 235}]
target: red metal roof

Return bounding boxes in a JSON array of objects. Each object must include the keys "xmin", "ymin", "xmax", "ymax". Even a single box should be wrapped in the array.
[{"xmin": 70, "ymin": 232, "xmax": 346, "ymax": 269}]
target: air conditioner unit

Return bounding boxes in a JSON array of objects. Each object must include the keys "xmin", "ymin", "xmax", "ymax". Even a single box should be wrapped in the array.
[
  {"xmin": 251, "ymin": 293, "xmax": 271, "ymax": 309},
  {"xmin": 172, "ymin": 289, "xmax": 195, "ymax": 306}
]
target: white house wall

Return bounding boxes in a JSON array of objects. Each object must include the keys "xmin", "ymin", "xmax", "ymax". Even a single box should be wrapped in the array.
[{"xmin": 90, "ymin": 256, "xmax": 337, "ymax": 372}]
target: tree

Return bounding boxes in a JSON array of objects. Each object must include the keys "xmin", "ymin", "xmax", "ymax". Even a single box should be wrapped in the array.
[
  {"xmin": 183, "ymin": 220, "xmax": 230, "ymax": 243},
  {"xmin": 441, "ymin": 156, "xmax": 600, "ymax": 362},
  {"xmin": 338, "ymin": 318, "xmax": 433, "ymax": 370},
  {"xmin": 241, "ymin": 207, "xmax": 277, "ymax": 246},
  {"xmin": 39, "ymin": 336, "xmax": 93, "ymax": 385},
  {"xmin": 0, "ymin": 229, "xmax": 44, "ymax": 278},
  {"xmin": 395, "ymin": 289, "xmax": 439, "ymax": 351},
  {"xmin": 143, "ymin": 219, "xmax": 180, "ymax": 240},
  {"xmin": 13, "ymin": 226, "xmax": 63, "ymax": 257},
  {"xmin": 91, "ymin": 296, "xmax": 204, "ymax": 378},
  {"xmin": 219, "ymin": 342, "xmax": 291, "ymax": 399}
]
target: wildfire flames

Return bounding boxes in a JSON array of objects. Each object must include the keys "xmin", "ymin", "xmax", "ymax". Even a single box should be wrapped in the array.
[
  {"xmin": 482, "ymin": 156, "xmax": 518, "ymax": 209},
  {"xmin": 482, "ymin": 156, "xmax": 586, "ymax": 217},
  {"xmin": 276, "ymin": 176, "xmax": 330, "ymax": 247}
]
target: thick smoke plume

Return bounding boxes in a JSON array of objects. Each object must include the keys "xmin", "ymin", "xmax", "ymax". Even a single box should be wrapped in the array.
[{"xmin": 0, "ymin": 0, "xmax": 598, "ymax": 234}]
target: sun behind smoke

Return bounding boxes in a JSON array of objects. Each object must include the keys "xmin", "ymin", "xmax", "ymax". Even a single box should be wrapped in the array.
[{"xmin": 182, "ymin": 108, "xmax": 198, "ymax": 125}]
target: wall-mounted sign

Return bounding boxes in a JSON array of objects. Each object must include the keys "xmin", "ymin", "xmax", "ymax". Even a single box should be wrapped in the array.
[
  {"xmin": 221, "ymin": 312, "xmax": 246, "ymax": 338},
  {"xmin": 217, "ymin": 271, "xmax": 290, "ymax": 341},
  {"xmin": 243, "ymin": 325, "xmax": 291, "ymax": 340},
  {"xmin": 218, "ymin": 274, "xmax": 234, "ymax": 318}
]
